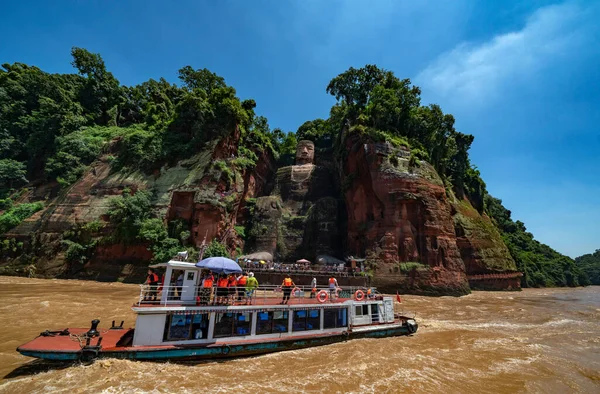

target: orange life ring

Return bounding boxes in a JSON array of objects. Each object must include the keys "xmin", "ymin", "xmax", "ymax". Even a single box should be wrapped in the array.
[
  {"xmin": 317, "ymin": 290, "xmax": 329, "ymax": 303},
  {"xmin": 291, "ymin": 287, "xmax": 302, "ymax": 297},
  {"xmin": 354, "ymin": 290, "xmax": 365, "ymax": 301}
]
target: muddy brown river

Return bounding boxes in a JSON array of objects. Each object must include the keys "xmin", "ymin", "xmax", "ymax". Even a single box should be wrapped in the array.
[{"xmin": 0, "ymin": 277, "xmax": 598, "ymax": 393}]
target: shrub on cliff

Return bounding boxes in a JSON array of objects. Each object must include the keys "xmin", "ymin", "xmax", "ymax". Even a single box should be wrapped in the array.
[
  {"xmin": 0, "ymin": 160, "xmax": 28, "ymax": 193},
  {"xmin": 106, "ymin": 190, "xmax": 152, "ymax": 243},
  {"xmin": 0, "ymin": 202, "xmax": 44, "ymax": 234},
  {"xmin": 203, "ymin": 239, "xmax": 229, "ymax": 258}
]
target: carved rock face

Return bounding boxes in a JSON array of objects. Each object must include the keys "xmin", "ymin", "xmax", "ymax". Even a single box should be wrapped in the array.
[
  {"xmin": 340, "ymin": 136, "xmax": 470, "ymax": 295},
  {"xmin": 296, "ymin": 140, "xmax": 315, "ymax": 165}
]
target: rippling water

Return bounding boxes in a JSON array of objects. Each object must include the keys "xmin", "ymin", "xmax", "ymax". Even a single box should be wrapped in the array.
[{"xmin": 0, "ymin": 276, "xmax": 598, "ymax": 393}]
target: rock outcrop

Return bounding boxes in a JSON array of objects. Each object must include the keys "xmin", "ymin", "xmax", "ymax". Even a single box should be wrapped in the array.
[
  {"xmin": 451, "ymin": 196, "xmax": 521, "ymax": 290},
  {"xmin": 338, "ymin": 133, "xmax": 470, "ymax": 295}
]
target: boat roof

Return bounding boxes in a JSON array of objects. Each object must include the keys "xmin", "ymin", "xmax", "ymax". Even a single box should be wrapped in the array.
[{"xmin": 148, "ymin": 261, "xmax": 200, "ymax": 270}]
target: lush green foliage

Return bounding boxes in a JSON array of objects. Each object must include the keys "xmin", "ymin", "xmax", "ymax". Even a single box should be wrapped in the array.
[
  {"xmin": 0, "ymin": 48, "xmax": 283, "ymax": 188},
  {"xmin": 0, "ymin": 159, "xmax": 28, "ymax": 194},
  {"xmin": 203, "ymin": 239, "xmax": 229, "ymax": 258},
  {"xmin": 106, "ymin": 190, "xmax": 153, "ymax": 243},
  {"xmin": 485, "ymin": 195, "xmax": 586, "ymax": 287},
  {"xmin": 106, "ymin": 192, "xmax": 194, "ymax": 263},
  {"xmin": 323, "ymin": 65, "xmax": 486, "ymax": 210},
  {"xmin": 575, "ymin": 250, "xmax": 600, "ymax": 285},
  {"xmin": 0, "ymin": 202, "xmax": 44, "ymax": 234}
]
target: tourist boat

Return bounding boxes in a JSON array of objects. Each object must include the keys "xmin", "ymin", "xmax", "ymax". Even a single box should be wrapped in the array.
[{"xmin": 17, "ymin": 260, "xmax": 418, "ymax": 362}]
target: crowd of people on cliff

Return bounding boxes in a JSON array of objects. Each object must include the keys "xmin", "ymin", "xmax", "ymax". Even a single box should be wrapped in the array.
[{"xmin": 240, "ymin": 260, "xmax": 364, "ymax": 276}]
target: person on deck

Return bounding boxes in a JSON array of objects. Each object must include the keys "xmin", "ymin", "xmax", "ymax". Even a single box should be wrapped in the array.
[
  {"xmin": 227, "ymin": 274, "xmax": 238, "ymax": 304},
  {"xmin": 176, "ymin": 272, "xmax": 184, "ymax": 299},
  {"xmin": 201, "ymin": 271, "xmax": 215, "ymax": 304},
  {"xmin": 217, "ymin": 274, "xmax": 229, "ymax": 304},
  {"xmin": 245, "ymin": 272, "xmax": 259, "ymax": 305},
  {"xmin": 328, "ymin": 276, "xmax": 339, "ymax": 298},
  {"xmin": 144, "ymin": 269, "xmax": 160, "ymax": 302},
  {"xmin": 281, "ymin": 274, "xmax": 295, "ymax": 305},
  {"xmin": 236, "ymin": 272, "xmax": 248, "ymax": 302},
  {"xmin": 310, "ymin": 277, "xmax": 317, "ymax": 298}
]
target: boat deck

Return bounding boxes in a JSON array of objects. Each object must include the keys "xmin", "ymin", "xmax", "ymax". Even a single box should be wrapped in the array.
[
  {"xmin": 134, "ymin": 295, "xmax": 378, "ymax": 308},
  {"xmin": 18, "ymin": 328, "xmax": 133, "ymax": 354}
]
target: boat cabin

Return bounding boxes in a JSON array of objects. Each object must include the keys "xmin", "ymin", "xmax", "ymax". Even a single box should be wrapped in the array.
[
  {"xmin": 132, "ymin": 261, "xmax": 396, "ymax": 347},
  {"xmin": 132, "ymin": 297, "xmax": 395, "ymax": 346}
]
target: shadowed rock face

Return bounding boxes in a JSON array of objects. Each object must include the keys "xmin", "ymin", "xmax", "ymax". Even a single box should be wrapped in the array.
[
  {"xmin": 339, "ymin": 134, "xmax": 470, "ymax": 295},
  {"xmin": 451, "ymin": 196, "xmax": 520, "ymax": 290},
  {"xmin": 247, "ymin": 140, "xmax": 343, "ymax": 262}
]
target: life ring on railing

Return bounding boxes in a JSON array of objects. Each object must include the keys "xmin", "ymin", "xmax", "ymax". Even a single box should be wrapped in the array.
[
  {"xmin": 291, "ymin": 287, "xmax": 302, "ymax": 297},
  {"xmin": 317, "ymin": 290, "xmax": 329, "ymax": 303},
  {"xmin": 354, "ymin": 290, "xmax": 365, "ymax": 301}
]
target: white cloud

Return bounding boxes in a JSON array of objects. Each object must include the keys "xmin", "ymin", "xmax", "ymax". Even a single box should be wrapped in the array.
[{"xmin": 415, "ymin": 1, "xmax": 599, "ymax": 104}]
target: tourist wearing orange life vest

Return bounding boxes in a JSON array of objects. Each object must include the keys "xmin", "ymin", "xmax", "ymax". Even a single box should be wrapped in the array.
[
  {"xmin": 216, "ymin": 274, "xmax": 229, "ymax": 304},
  {"xmin": 227, "ymin": 274, "xmax": 238, "ymax": 303},
  {"xmin": 236, "ymin": 273, "xmax": 248, "ymax": 302},
  {"xmin": 201, "ymin": 271, "xmax": 214, "ymax": 304},
  {"xmin": 328, "ymin": 276, "xmax": 339, "ymax": 298},
  {"xmin": 281, "ymin": 274, "xmax": 295, "ymax": 305}
]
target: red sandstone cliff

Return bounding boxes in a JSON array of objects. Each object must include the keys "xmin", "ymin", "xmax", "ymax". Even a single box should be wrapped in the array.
[{"xmin": 339, "ymin": 133, "xmax": 470, "ymax": 295}]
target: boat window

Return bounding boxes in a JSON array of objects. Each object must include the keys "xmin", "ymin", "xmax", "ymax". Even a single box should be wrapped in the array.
[
  {"xmin": 354, "ymin": 304, "xmax": 369, "ymax": 316},
  {"xmin": 163, "ymin": 313, "xmax": 209, "ymax": 341},
  {"xmin": 323, "ymin": 308, "xmax": 348, "ymax": 329},
  {"xmin": 292, "ymin": 309, "xmax": 320, "ymax": 332},
  {"xmin": 214, "ymin": 312, "xmax": 252, "ymax": 338},
  {"xmin": 256, "ymin": 311, "xmax": 289, "ymax": 335}
]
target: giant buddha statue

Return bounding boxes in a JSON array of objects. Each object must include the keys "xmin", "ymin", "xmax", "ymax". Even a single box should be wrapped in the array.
[{"xmin": 248, "ymin": 140, "xmax": 342, "ymax": 261}]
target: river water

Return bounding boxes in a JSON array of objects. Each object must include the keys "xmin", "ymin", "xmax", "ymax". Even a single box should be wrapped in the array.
[{"xmin": 0, "ymin": 277, "xmax": 598, "ymax": 393}]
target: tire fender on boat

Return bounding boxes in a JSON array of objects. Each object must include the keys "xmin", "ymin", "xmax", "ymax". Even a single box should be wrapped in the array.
[
  {"xmin": 354, "ymin": 290, "xmax": 365, "ymax": 301},
  {"xmin": 406, "ymin": 319, "xmax": 417, "ymax": 334},
  {"xmin": 317, "ymin": 290, "xmax": 329, "ymax": 303},
  {"xmin": 222, "ymin": 345, "xmax": 231, "ymax": 355},
  {"xmin": 342, "ymin": 331, "xmax": 350, "ymax": 340}
]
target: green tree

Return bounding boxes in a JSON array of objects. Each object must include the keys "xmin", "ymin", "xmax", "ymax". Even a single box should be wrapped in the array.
[
  {"xmin": 0, "ymin": 159, "xmax": 28, "ymax": 191},
  {"xmin": 203, "ymin": 239, "xmax": 229, "ymax": 258},
  {"xmin": 71, "ymin": 47, "xmax": 121, "ymax": 126},
  {"xmin": 575, "ymin": 249, "xmax": 600, "ymax": 285},
  {"xmin": 106, "ymin": 191, "xmax": 152, "ymax": 243}
]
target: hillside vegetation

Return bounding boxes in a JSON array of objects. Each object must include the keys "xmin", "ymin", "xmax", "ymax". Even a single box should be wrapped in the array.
[{"xmin": 0, "ymin": 50, "xmax": 588, "ymax": 287}]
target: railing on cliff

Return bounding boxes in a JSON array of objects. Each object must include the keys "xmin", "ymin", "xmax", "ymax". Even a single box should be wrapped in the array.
[
  {"xmin": 467, "ymin": 272, "xmax": 523, "ymax": 281},
  {"xmin": 241, "ymin": 266, "xmax": 366, "ymax": 278}
]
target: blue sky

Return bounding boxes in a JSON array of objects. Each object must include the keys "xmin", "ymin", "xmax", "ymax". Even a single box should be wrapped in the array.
[{"xmin": 1, "ymin": 0, "xmax": 599, "ymax": 257}]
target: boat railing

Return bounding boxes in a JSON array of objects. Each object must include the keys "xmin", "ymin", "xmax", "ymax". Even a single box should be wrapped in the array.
[{"xmin": 136, "ymin": 284, "xmax": 384, "ymax": 307}]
